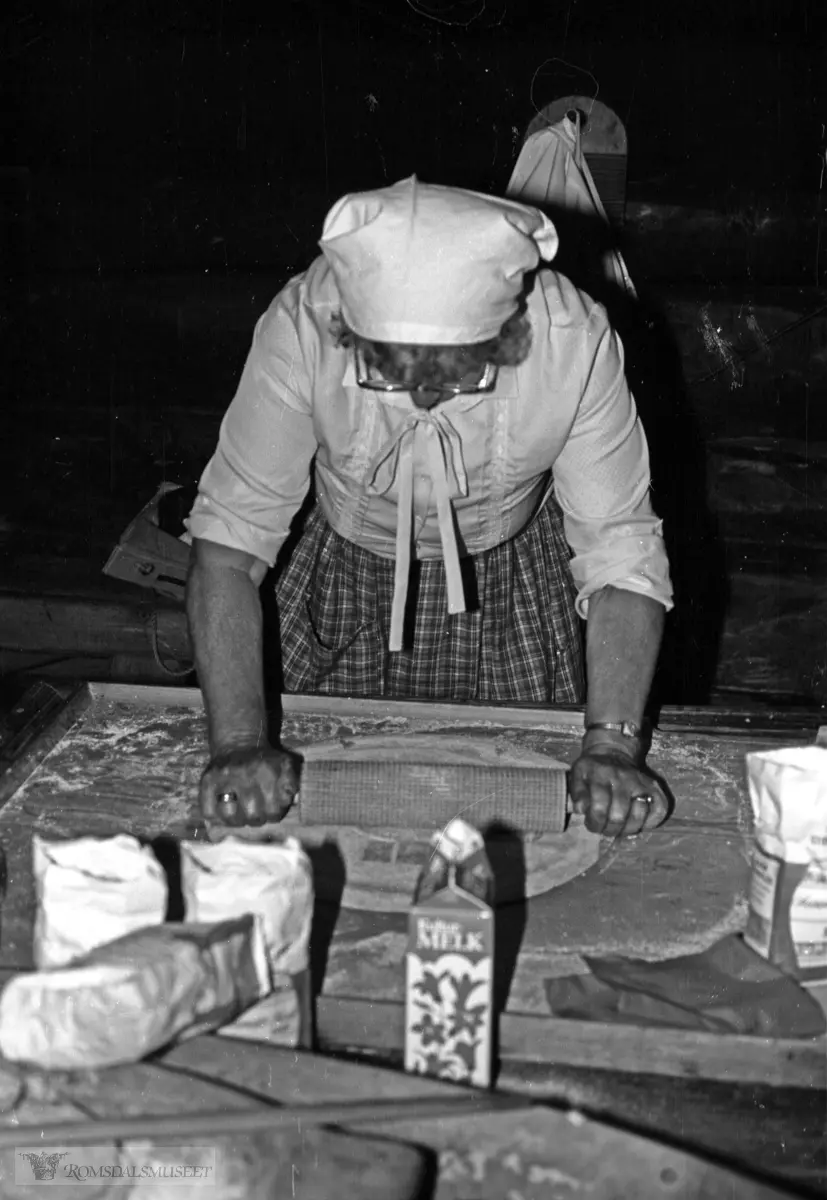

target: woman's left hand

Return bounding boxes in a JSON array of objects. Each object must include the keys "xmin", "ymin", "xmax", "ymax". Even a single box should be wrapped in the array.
[{"xmin": 568, "ymin": 746, "xmax": 670, "ymax": 837}]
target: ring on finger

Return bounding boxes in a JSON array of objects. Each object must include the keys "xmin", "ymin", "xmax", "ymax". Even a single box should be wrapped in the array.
[{"xmin": 625, "ymin": 793, "xmax": 654, "ymax": 839}]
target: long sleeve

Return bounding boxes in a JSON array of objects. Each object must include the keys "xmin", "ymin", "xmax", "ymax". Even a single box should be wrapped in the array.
[
  {"xmin": 551, "ymin": 304, "xmax": 674, "ymax": 618},
  {"xmin": 184, "ymin": 301, "xmax": 319, "ymax": 567}
]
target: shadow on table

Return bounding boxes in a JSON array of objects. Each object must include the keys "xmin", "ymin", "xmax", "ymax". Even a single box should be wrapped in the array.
[
  {"xmin": 482, "ymin": 821, "xmax": 528, "ymax": 1085},
  {"xmin": 304, "ymin": 839, "xmax": 347, "ymax": 1000},
  {"xmin": 151, "ymin": 834, "xmax": 185, "ymax": 921}
]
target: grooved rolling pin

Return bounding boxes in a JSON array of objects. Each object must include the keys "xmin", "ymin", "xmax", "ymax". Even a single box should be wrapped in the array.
[{"xmin": 297, "ymin": 733, "xmax": 571, "ymax": 832}]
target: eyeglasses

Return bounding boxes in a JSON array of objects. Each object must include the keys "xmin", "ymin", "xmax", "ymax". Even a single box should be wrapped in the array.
[{"xmin": 354, "ymin": 347, "xmax": 498, "ymax": 397}]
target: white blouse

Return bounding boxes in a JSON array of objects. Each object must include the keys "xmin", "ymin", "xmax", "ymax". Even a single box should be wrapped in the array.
[{"xmin": 185, "ymin": 257, "xmax": 673, "ymax": 649}]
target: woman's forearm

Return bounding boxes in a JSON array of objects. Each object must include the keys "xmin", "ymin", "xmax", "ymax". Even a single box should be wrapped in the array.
[
  {"xmin": 185, "ymin": 560, "xmax": 268, "ymax": 757},
  {"xmin": 582, "ymin": 585, "xmax": 665, "ymax": 753}
]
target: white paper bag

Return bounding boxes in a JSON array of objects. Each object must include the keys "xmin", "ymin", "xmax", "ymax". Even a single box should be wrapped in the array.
[
  {"xmin": 181, "ymin": 836, "xmax": 314, "ymax": 1046},
  {"xmin": 744, "ymin": 745, "xmax": 827, "ymax": 980},
  {"xmin": 33, "ymin": 834, "xmax": 168, "ymax": 968},
  {"xmin": 0, "ymin": 917, "xmax": 269, "ymax": 1070}
]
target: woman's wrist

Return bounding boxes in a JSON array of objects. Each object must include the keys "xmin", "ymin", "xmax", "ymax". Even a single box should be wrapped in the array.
[{"xmin": 581, "ymin": 726, "xmax": 646, "ymax": 766}]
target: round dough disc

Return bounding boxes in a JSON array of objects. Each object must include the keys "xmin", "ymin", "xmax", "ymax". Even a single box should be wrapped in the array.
[
  {"xmin": 271, "ymin": 732, "xmax": 601, "ymax": 912},
  {"xmin": 284, "ymin": 815, "xmax": 600, "ymax": 913}
]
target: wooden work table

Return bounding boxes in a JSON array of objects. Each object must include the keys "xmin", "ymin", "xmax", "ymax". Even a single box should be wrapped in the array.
[{"xmin": 0, "ymin": 681, "xmax": 824, "ymax": 1195}]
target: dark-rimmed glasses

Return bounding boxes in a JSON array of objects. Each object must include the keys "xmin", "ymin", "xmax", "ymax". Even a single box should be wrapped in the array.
[{"xmin": 354, "ymin": 347, "xmax": 498, "ymax": 397}]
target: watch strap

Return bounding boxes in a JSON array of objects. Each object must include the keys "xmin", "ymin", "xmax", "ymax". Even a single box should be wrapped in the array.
[{"xmin": 584, "ymin": 720, "xmax": 645, "ymax": 740}]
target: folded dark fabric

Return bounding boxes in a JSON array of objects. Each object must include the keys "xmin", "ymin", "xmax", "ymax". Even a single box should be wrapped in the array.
[{"xmin": 545, "ymin": 934, "xmax": 827, "ymax": 1038}]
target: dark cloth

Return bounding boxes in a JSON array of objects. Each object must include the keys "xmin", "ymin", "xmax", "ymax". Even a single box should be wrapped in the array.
[
  {"xmin": 545, "ymin": 935, "xmax": 827, "ymax": 1039},
  {"xmin": 275, "ymin": 494, "xmax": 585, "ymax": 703}
]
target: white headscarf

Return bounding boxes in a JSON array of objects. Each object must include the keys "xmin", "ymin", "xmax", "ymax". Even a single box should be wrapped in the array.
[{"xmin": 319, "ymin": 176, "xmax": 559, "ymax": 344}]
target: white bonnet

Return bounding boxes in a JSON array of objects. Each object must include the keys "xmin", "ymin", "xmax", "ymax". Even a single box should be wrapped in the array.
[{"xmin": 319, "ymin": 175, "xmax": 558, "ymax": 344}]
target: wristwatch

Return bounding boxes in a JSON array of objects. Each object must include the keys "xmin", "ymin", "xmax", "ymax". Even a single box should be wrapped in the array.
[{"xmin": 584, "ymin": 720, "xmax": 648, "ymax": 743}]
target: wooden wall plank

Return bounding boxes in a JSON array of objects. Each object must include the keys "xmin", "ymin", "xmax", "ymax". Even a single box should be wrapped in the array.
[{"xmin": 0, "ymin": 595, "xmax": 190, "ymax": 659}]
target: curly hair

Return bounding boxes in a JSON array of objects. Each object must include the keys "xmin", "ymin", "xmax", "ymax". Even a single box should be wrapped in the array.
[{"xmin": 329, "ymin": 308, "xmax": 533, "ymax": 390}]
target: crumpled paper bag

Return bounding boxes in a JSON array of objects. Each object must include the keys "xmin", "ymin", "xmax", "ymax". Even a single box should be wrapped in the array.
[
  {"xmin": 33, "ymin": 834, "xmax": 167, "ymax": 968},
  {"xmin": 545, "ymin": 934, "xmax": 826, "ymax": 1038},
  {"xmin": 0, "ymin": 916, "xmax": 270, "ymax": 1070},
  {"xmin": 181, "ymin": 835, "xmax": 314, "ymax": 1047}
]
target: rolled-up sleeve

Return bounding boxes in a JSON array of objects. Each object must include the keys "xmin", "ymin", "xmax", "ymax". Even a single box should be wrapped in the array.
[
  {"xmin": 183, "ymin": 300, "xmax": 318, "ymax": 567},
  {"xmin": 552, "ymin": 305, "xmax": 674, "ymax": 618}
]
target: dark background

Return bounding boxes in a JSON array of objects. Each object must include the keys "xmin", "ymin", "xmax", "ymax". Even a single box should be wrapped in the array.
[
  {"xmin": 3, "ymin": 0, "xmax": 822, "ymax": 274},
  {"xmin": 1, "ymin": 0, "xmax": 826, "ymax": 704}
]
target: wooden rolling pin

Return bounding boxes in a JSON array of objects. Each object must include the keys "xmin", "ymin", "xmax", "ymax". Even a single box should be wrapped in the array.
[{"xmin": 295, "ymin": 733, "xmax": 571, "ymax": 832}]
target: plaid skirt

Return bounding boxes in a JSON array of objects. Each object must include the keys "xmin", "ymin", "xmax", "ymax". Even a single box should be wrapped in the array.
[{"xmin": 275, "ymin": 495, "xmax": 585, "ymax": 704}]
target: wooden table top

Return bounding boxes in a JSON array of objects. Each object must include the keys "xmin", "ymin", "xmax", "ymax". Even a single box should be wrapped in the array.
[{"xmin": 0, "ymin": 682, "xmax": 823, "ymax": 1094}]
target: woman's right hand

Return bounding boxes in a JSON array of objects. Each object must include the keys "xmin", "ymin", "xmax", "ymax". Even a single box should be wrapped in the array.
[{"xmin": 199, "ymin": 744, "xmax": 301, "ymax": 827}]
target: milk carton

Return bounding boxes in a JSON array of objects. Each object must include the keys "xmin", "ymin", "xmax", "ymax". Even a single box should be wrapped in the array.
[
  {"xmin": 744, "ymin": 746, "xmax": 827, "ymax": 982},
  {"xmin": 404, "ymin": 819, "xmax": 494, "ymax": 1088}
]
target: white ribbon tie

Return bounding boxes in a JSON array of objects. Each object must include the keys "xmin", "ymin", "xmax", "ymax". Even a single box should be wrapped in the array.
[{"xmin": 366, "ymin": 410, "xmax": 469, "ymax": 652}]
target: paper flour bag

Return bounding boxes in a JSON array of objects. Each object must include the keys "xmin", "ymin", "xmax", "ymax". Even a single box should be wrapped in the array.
[
  {"xmin": 744, "ymin": 746, "xmax": 827, "ymax": 981},
  {"xmin": 33, "ymin": 834, "xmax": 167, "ymax": 968},
  {"xmin": 181, "ymin": 836, "xmax": 314, "ymax": 1047},
  {"xmin": 0, "ymin": 916, "xmax": 269, "ymax": 1070}
]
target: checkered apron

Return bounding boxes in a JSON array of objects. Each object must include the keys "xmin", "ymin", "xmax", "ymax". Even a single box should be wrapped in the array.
[{"xmin": 276, "ymin": 492, "xmax": 585, "ymax": 704}]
